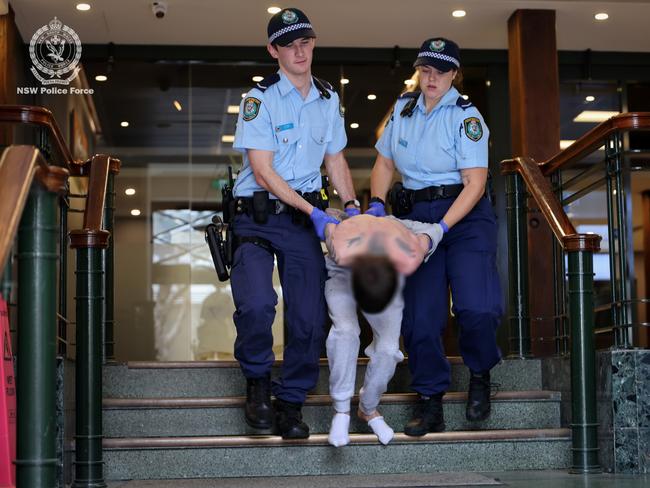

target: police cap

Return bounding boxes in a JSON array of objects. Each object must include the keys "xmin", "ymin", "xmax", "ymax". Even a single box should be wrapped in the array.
[
  {"xmin": 267, "ymin": 8, "xmax": 316, "ymax": 47},
  {"xmin": 413, "ymin": 38, "xmax": 461, "ymax": 72}
]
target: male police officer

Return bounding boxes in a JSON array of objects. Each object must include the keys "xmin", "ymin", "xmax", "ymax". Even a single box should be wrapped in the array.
[{"xmin": 230, "ymin": 7, "xmax": 358, "ymax": 439}]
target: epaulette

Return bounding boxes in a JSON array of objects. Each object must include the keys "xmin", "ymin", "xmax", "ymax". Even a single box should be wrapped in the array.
[
  {"xmin": 456, "ymin": 96, "xmax": 474, "ymax": 110},
  {"xmin": 312, "ymin": 76, "xmax": 332, "ymax": 100},
  {"xmin": 400, "ymin": 91, "xmax": 420, "ymax": 118},
  {"xmin": 255, "ymin": 73, "xmax": 280, "ymax": 93}
]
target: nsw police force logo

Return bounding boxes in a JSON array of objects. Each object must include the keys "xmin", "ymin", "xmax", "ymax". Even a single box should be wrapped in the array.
[
  {"xmin": 430, "ymin": 40, "xmax": 446, "ymax": 52},
  {"xmin": 29, "ymin": 17, "xmax": 82, "ymax": 86},
  {"xmin": 281, "ymin": 10, "xmax": 298, "ymax": 24}
]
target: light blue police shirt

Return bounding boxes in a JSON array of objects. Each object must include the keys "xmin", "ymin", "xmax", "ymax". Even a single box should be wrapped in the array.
[
  {"xmin": 233, "ymin": 71, "xmax": 347, "ymax": 197},
  {"xmin": 375, "ymin": 86, "xmax": 489, "ymax": 190}
]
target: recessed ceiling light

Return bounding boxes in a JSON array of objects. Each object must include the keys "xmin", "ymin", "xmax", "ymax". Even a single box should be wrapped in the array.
[
  {"xmin": 573, "ymin": 110, "xmax": 619, "ymax": 123},
  {"xmin": 340, "ymin": 78, "xmax": 350, "ymax": 85},
  {"xmin": 350, "ymin": 123, "xmax": 359, "ymax": 129},
  {"xmin": 560, "ymin": 140, "xmax": 575, "ymax": 150},
  {"xmin": 267, "ymin": 6, "xmax": 281, "ymax": 14},
  {"xmin": 125, "ymin": 188, "xmax": 136, "ymax": 196},
  {"xmin": 94, "ymin": 75, "xmax": 107, "ymax": 82},
  {"xmin": 485, "ymin": 80, "xmax": 492, "ymax": 87},
  {"xmin": 594, "ymin": 12, "xmax": 609, "ymax": 21},
  {"xmin": 252, "ymin": 75, "xmax": 264, "ymax": 82},
  {"xmin": 452, "ymin": 10, "xmax": 466, "ymax": 18},
  {"xmin": 120, "ymin": 121, "xmax": 129, "ymax": 127},
  {"xmin": 585, "ymin": 95, "xmax": 595, "ymax": 102},
  {"xmin": 173, "ymin": 100, "xmax": 182, "ymax": 111},
  {"xmin": 221, "ymin": 135, "xmax": 235, "ymax": 143},
  {"xmin": 404, "ymin": 79, "xmax": 416, "ymax": 86},
  {"xmin": 227, "ymin": 105, "xmax": 240, "ymax": 114},
  {"xmin": 367, "ymin": 94, "xmax": 377, "ymax": 100},
  {"xmin": 76, "ymin": 3, "xmax": 91, "ymax": 11},
  {"xmin": 130, "ymin": 209, "xmax": 141, "ymax": 216}
]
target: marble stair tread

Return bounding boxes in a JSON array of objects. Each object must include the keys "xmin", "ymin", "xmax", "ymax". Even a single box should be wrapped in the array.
[
  {"xmin": 103, "ymin": 428, "xmax": 571, "ymax": 449},
  {"xmin": 103, "ymin": 390, "xmax": 560, "ymax": 408}
]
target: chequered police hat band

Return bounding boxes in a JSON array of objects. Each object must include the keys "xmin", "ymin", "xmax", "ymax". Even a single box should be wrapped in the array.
[
  {"xmin": 268, "ymin": 23, "xmax": 313, "ymax": 44},
  {"xmin": 416, "ymin": 51, "xmax": 460, "ymax": 68}
]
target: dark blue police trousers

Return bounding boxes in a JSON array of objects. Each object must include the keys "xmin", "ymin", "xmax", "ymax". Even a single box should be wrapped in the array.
[
  {"xmin": 401, "ymin": 197, "xmax": 503, "ymax": 396},
  {"xmin": 230, "ymin": 212, "xmax": 327, "ymax": 404}
]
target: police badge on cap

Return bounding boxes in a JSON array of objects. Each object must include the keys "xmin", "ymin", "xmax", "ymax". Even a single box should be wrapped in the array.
[
  {"xmin": 267, "ymin": 8, "xmax": 316, "ymax": 46},
  {"xmin": 413, "ymin": 37, "xmax": 461, "ymax": 72}
]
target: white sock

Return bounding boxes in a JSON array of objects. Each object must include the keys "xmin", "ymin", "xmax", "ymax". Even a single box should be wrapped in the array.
[
  {"xmin": 368, "ymin": 416, "xmax": 394, "ymax": 445},
  {"xmin": 328, "ymin": 412, "xmax": 350, "ymax": 447}
]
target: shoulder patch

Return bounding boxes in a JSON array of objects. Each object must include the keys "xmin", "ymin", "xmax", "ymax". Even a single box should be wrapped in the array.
[
  {"xmin": 399, "ymin": 90, "xmax": 420, "ymax": 100},
  {"xmin": 463, "ymin": 117, "xmax": 483, "ymax": 142},
  {"xmin": 255, "ymin": 73, "xmax": 280, "ymax": 93},
  {"xmin": 339, "ymin": 103, "xmax": 345, "ymax": 117},
  {"xmin": 242, "ymin": 97, "xmax": 262, "ymax": 122},
  {"xmin": 456, "ymin": 96, "xmax": 474, "ymax": 110}
]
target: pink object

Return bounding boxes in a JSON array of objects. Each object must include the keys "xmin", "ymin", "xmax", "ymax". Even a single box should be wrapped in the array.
[{"xmin": 0, "ymin": 294, "xmax": 16, "ymax": 488}]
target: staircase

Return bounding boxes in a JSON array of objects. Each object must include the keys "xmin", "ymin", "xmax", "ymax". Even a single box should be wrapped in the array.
[{"xmin": 101, "ymin": 357, "xmax": 571, "ymax": 480}]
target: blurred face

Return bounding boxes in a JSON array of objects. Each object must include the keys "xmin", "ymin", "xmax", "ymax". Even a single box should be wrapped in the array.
[
  {"xmin": 268, "ymin": 37, "xmax": 315, "ymax": 77},
  {"xmin": 417, "ymin": 65, "xmax": 456, "ymax": 103}
]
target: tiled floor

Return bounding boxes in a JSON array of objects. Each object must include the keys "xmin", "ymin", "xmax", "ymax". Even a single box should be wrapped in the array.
[{"xmin": 105, "ymin": 470, "xmax": 650, "ymax": 488}]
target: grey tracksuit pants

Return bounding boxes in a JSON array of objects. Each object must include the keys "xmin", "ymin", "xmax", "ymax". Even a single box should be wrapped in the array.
[{"xmin": 325, "ymin": 257, "xmax": 405, "ymax": 415}]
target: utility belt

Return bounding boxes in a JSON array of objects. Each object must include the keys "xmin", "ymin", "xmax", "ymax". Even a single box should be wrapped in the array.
[
  {"xmin": 388, "ymin": 182, "xmax": 464, "ymax": 217},
  {"xmin": 233, "ymin": 189, "xmax": 329, "ymax": 227}
]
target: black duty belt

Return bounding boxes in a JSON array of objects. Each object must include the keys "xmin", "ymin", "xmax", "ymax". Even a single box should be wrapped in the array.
[
  {"xmin": 234, "ymin": 197, "xmax": 290, "ymax": 216},
  {"xmin": 412, "ymin": 184, "xmax": 464, "ymax": 202}
]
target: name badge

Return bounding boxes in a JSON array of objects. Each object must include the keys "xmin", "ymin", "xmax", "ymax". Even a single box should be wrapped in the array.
[
  {"xmin": 275, "ymin": 123, "xmax": 294, "ymax": 132},
  {"xmin": 398, "ymin": 138, "xmax": 408, "ymax": 148}
]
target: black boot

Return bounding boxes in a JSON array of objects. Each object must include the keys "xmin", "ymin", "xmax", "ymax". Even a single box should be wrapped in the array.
[
  {"xmin": 244, "ymin": 376, "xmax": 274, "ymax": 429},
  {"xmin": 466, "ymin": 370, "xmax": 491, "ymax": 421},
  {"xmin": 274, "ymin": 398, "xmax": 309, "ymax": 439},
  {"xmin": 404, "ymin": 393, "xmax": 445, "ymax": 436}
]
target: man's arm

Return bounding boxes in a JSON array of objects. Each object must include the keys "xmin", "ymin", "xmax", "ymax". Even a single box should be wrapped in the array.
[
  {"xmin": 391, "ymin": 217, "xmax": 444, "ymax": 260},
  {"xmin": 248, "ymin": 149, "xmax": 314, "ymax": 215},
  {"xmin": 324, "ymin": 151, "xmax": 356, "ymax": 206}
]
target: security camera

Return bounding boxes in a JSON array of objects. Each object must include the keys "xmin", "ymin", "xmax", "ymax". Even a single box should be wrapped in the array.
[{"xmin": 151, "ymin": 1, "xmax": 167, "ymax": 19}]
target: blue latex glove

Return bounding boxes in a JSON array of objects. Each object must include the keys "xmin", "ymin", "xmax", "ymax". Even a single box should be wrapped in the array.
[
  {"xmin": 310, "ymin": 207, "xmax": 339, "ymax": 240},
  {"xmin": 365, "ymin": 201, "xmax": 386, "ymax": 217},
  {"xmin": 344, "ymin": 207, "xmax": 361, "ymax": 217}
]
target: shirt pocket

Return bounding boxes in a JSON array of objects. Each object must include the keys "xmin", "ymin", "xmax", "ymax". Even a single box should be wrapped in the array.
[
  {"xmin": 273, "ymin": 127, "xmax": 300, "ymax": 180},
  {"xmin": 275, "ymin": 126, "xmax": 300, "ymax": 146},
  {"xmin": 310, "ymin": 126, "xmax": 332, "ymax": 146}
]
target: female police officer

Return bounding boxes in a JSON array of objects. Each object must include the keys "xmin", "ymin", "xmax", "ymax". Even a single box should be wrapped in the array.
[{"xmin": 367, "ymin": 38, "xmax": 503, "ymax": 435}]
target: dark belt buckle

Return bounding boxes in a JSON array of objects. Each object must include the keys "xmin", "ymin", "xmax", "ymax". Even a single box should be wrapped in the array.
[{"xmin": 273, "ymin": 200, "xmax": 287, "ymax": 214}]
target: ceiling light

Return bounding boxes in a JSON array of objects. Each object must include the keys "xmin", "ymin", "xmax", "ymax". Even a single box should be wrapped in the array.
[
  {"xmin": 173, "ymin": 100, "xmax": 182, "ymax": 111},
  {"xmin": 252, "ymin": 75, "xmax": 264, "ymax": 82},
  {"xmin": 350, "ymin": 123, "xmax": 359, "ymax": 129},
  {"xmin": 221, "ymin": 135, "xmax": 235, "ymax": 143},
  {"xmin": 452, "ymin": 10, "xmax": 466, "ymax": 18},
  {"xmin": 94, "ymin": 75, "xmax": 107, "ymax": 82},
  {"xmin": 404, "ymin": 79, "xmax": 416, "ymax": 86},
  {"xmin": 120, "ymin": 121, "xmax": 129, "ymax": 127},
  {"xmin": 485, "ymin": 80, "xmax": 492, "ymax": 87},
  {"xmin": 267, "ymin": 6, "xmax": 281, "ymax": 14},
  {"xmin": 594, "ymin": 12, "xmax": 609, "ymax": 21},
  {"xmin": 130, "ymin": 209, "xmax": 141, "ymax": 216},
  {"xmin": 125, "ymin": 188, "xmax": 136, "ymax": 196},
  {"xmin": 340, "ymin": 78, "xmax": 350, "ymax": 85},
  {"xmin": 585, "ymin": 95, "xmax": 595, "ymax": 102},
  {"xmin": 573, "ymin": 110, "xmax": 619, "ymax": 123},
  {"xmin": 76, "ymin": 3, "xmax": 91, "ymax": 11},
  {"xmin": 560, "ymin": 140, "xmax": 575, "ymax": 150},
  {"xmin": 227, "ymin": 105, "xmax": 240, "ymax": 114},
  {"xmin": 367, "ymin": 94, "xmax": 377, "ymax": 100}
]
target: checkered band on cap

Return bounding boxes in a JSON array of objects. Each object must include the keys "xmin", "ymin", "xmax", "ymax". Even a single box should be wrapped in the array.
[
  {"xmin": 269, "ymin": 23, "xmax": 313, "ymax": 44},
  {"xmin": 417, "ymin": 51, "xmax": 460, "ymax": 68}
]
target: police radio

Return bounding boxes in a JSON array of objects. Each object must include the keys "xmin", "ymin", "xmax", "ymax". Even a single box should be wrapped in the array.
[{"xmin": 205, "ymin": 215, "xmax": 231, "ymax": 282}]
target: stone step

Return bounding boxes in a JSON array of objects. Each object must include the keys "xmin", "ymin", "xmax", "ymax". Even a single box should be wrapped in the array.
[
  {"xmin": 103, "ymin": 358, "xmax": 543, "ymax": 398},
  {"xmin": 102, "ymin": 429, "xmax": 571, "ymax": 480},
  {"xmin": 103, "ymin": 391, "xmax": 561, "ymax": 437}
]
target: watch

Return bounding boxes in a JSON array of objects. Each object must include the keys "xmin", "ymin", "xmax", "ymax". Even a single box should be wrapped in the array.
[
  {"xmin": 344, "ymin": 199, "xmax": 361, "ymax": 208},
  {"xmin": 369, "ymin": 196, "xmax": 385, "ymax": 206}
]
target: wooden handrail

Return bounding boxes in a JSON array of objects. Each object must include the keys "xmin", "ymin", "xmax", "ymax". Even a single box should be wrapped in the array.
[
  {"xmin": 0, "ymin": 145, "xmax": 69, "ymax": 270},
  {"xmin": 502, "ymin": 156, "xmax": 600, "ymax": 252},
  {"xmin": 0, "ymin": 105, "xmax": 86, "ymax": 174},
  {"xmin": 540, "ymin": 112, "xmax": 650, "ymax": 176}
]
